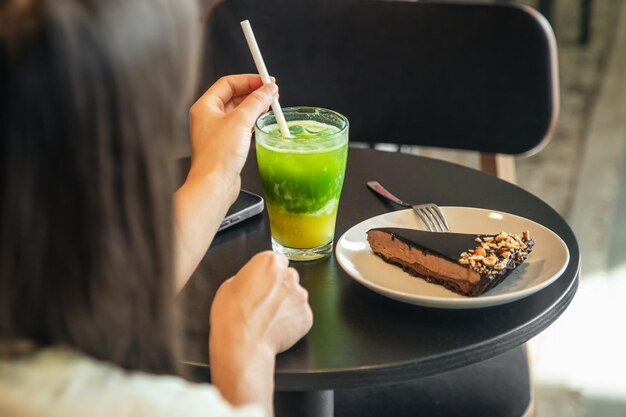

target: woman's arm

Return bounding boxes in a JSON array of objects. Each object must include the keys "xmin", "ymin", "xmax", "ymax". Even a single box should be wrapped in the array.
[
  {"xmin": 172, "ymin": 75, "xmax": 313, "ymax": 417},
  {"xmin": 209, "ymin": 251, "xmax": 313, "ymax": 416},
  {"xmin": 173, "ymin": 75, "xmax": 278, "ymax": 292}
]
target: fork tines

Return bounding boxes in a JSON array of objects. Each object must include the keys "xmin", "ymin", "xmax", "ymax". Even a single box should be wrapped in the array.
[{"xmin": 413, "ymin": 204, "xmax": 450, "ymax": 232}]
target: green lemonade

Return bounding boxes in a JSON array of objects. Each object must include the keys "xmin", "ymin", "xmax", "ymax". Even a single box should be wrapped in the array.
[{"xmin": 257, "ymin": 120, "xmax": 348, "ymax": 249}]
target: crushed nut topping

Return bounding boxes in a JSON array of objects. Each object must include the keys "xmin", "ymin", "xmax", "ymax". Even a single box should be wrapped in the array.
[
  {"xmin": 458, "ymin": 231, "xmax": 533, "ymax": 276},
  {"xmin": 474, "ymin": 247, "xmax": 487, "ymax": 257}
]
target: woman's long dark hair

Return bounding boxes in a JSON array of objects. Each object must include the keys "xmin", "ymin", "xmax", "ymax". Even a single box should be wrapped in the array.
[{"xmin": 0, "ymin": 0, "xmax": 199, "ymax": 374}]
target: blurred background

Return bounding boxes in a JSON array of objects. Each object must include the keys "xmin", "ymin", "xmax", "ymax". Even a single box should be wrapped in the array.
[{"xmin": 410, "ymin": 0, "xmax": 626, "ymax": 415}]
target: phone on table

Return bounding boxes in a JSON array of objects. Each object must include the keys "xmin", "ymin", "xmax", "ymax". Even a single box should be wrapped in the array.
[{"xmin": 218, "ymin": 190, "xmax": 264, "ymax": 232}]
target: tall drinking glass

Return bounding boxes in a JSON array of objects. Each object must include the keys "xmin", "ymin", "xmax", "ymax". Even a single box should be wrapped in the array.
[{"xmin": 255, "ymin": 107, "xmax": 349, "ymax": 261}]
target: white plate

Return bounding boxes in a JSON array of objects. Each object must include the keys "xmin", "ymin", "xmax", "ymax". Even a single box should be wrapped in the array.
[{"xmin": 336, "ymin": 208, "xmax": 570, "ymax": 309}]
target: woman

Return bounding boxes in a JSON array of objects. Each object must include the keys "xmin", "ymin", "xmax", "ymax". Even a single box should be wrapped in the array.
[{"xmin": 0, "ymin": 0, "xmax": 312, "ymax": 416}]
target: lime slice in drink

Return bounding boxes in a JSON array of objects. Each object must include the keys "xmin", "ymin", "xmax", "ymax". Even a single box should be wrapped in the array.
[{"xmin": 288, "ymin": 124, "xmax": 334, "ymax": 138}]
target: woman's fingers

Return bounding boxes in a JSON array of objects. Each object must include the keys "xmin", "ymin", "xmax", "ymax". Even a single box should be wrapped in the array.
[
  {"xmin": 212, "ymin": 255, "xmax": 312, "ymax": 363},
  {"xmin": 280, "ymin": 266, "xmax": 299, "ymax": 284},
  {"xmin": 201, "ymin": 74, "xmax": 265, "ymax": 107},
  {"xmin": 232, "ymin": 251, "xmax": 289, "ymax": 302},
  {"xmin": 262, "ymin": 267, "xmax": 306, "ymax": 321},
  {"xmin": 194, "ymin": 74, "xmax": 278, "ymax": 128},
  {"xmin": 233, "ymin": 83, "xmax": 278, "ymax": 128},
  {"xmin": 270, "ymin": 278, "xmax": 313, "ymax": 353},
  {"xmin": 234, "ymin": 255, "xmax": 304, "ymax": 316}
]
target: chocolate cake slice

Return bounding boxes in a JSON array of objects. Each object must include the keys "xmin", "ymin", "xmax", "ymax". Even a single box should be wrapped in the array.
[{"xmin": 366, "ymin": 228, "xmax": 535, "ymax": 297}]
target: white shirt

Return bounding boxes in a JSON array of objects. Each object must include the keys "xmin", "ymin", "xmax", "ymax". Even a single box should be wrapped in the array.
[{"xmin": 0, "ymin": 348, "xmax": 264, "ymax": 417}]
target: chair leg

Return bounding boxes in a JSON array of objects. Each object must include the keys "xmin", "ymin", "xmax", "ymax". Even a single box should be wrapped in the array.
[
  {"xmin": 480, "ymin": 153, "xmax": 518, "ymax": 184},
  {"xmin": 580, "ymin": 0, "xmax": 592, "ymax": 44},
  {"xmin": 521, "ymin": 387, "xmax": 536, "ymax": 417},
  {"xmin": 520, "ymin": 343, "xmax": 537, "ymax": 417}
]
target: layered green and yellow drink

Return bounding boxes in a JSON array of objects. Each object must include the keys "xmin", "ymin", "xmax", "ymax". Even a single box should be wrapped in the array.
[{"xmin": 256, "ymin": 107, "xmax": 349, "ymax": 261}]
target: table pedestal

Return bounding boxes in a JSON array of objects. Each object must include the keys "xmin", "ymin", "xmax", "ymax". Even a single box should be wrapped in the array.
[{"xmin": 275, "ymin": 390, "xmax": 334, "ymax": 417}]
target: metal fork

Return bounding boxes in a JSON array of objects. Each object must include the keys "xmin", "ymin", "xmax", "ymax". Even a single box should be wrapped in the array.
[{"xmin": 367, "ymin": 181, "xmax": 450, "ymax": 232}]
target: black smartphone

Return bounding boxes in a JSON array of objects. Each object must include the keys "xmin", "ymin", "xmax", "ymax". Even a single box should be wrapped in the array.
[{"xmin": 218, "ymin": 190, "xmax": 264, "ymax": 232}]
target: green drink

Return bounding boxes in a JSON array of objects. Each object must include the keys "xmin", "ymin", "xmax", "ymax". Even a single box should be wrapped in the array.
[{"xmin": 256, "ymin": 107, "xmax": 349, "ymax": 261}]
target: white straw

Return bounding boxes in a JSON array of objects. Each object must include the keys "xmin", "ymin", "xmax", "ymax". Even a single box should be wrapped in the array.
[{"xmin": 240, "ymin": 20, "xmax": 292, "ymax": 138}]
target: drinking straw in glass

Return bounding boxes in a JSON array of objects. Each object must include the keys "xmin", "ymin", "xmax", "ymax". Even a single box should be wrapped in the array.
[{"xmin": 240, "ymin": 20, "xmax": 291, "ymax": 138}]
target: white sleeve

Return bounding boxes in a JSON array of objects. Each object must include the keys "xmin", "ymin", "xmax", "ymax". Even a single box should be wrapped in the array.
[
  {"xmin": 0, "ymin": 348, "xmax": 266, "ymax": 417},
  {"xmin": 115, "ymin": 371, "xmax": 267, "ymax": 417}
]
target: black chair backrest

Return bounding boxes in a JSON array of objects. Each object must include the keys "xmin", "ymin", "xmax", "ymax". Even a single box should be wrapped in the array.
[{"xmin": 201, "ymin": 0, "xmax": 558, "ymax": 155}]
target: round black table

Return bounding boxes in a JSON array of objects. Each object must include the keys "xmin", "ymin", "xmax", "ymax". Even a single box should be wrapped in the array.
[{"xmin": 179, "ymin": 148, "xmax": 579, "ymax": 416}]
